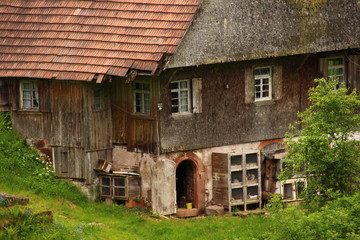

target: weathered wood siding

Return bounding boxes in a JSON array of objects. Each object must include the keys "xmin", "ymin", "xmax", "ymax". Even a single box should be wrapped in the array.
[
  {"xmin": 7, "ymin": 79, "xmax": 113, "ymax": 183},
  {"xmin": 212, "ymin": 153, "xmax": 229, "ymax": 208},
  {"xmin": 83, "ymin": 83, "xmax": 112, "ymax": 151},
  {"xmin": 50, "ymin": 81, "xmax": 84, "ymax": 147},
  {"xmin": 111, "ymin": 76, "xmax": 159, "ymax": 153},
  {"xmin": 159, "ymin": 54, "xmax": 324, "ymax": 152},
  {"xmin": 0, "ymin": 80, "xmax": 9, "ymax": 111},
  {"xmin": 8, "ymin": 79, "xmax": 52, "ymax": 140}
]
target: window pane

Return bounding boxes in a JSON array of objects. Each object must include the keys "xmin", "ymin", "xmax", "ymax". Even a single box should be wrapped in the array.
[
  {"xmin": 255, "ymin": 92, "xmax": 261, "ymax": 98},
  {"xmin": 263, "ymin": 78, "xmax": 269, "ymax": 84},
  {"xmin": 171, "ymin": 99, "xmax": 179, "ymax": 105},
  {"xmin": 114, "ymin": 178, "xmax": 125, "ymax": 186},
  {"xmin": 171, "ymin": 92, "xmax": 178, "ymax": 99},
  {"xmin": 23, "ymin": 100, "xmax": 31, "ymax": 108},
  {"xmin": 180, "ymin": 98, "xmax": 188, "ymax": 106},
  {"xmin": 143, "ymin": 83, "xmax": 150, "ymax": 91},
  {"xmin": 255, "ymin": 86, "xmax": 261, "ymax": 92},
  {"xmin": 180, "ymin": 90, "xmax": 188, "ymax": 98},
  {"xmin": 23, "ymin": 82, "xmax": 32, "ymax": 89},
  {"xmin": 263, "ymin": 91, "xmax": 269, "ymax": 97},
  {"xmin": 180, "ymin": 81, "xmax": 188, "ymax": 89},
  {"xmin": 254, "ymin": 69, "xmax": 261, "ymax": 75},
  {"xmin": 101, "ymin": 186, "xmax": 111, "ymax": 196},
  {"xmin": 171, "ymin": 82, "xmax": 178, "ymax": 89},
  {"xmin": 102, "ymin": 177, "xmax": 110, "ymax": 186},
  {"xmin": 181, "ymin": 105, "xmax": 189, "ymax": 112},
  {"xmin": 23, "ymin": 91, "xmax": 31, "ymax": 99},
  {"xmin": 255, "ymin": 79, "xmax": 260, "ymax": 85},
  {"xmin": 261, "ymin": 68, "xmax": 270, "ymax": 75},
  {"xmin": 263, "ymin": 85, "xmax": 269, "ymax": 91},
  {"xmin": 336, "ymin": 68, "xmax": 343, "ymax": 75},
  {"xmin": 33, "ymin": 99, "xmax": 39, "ymax": 108},
  {"xmin": 328, "ymin": 69, "xmax": 334, "ymax": 75},
  {"xmin": 114, "ymin": 188, "xmax": 125, "ymax": 197},
  {"xmin": 135, "ymin": 82, "xmax": 142, "ymax": 90}
]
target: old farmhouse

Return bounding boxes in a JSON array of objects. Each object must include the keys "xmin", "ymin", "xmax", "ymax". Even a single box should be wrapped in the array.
[{"xmin": 0, "ymin": 0, "xmax": 359, "ymax": 215}]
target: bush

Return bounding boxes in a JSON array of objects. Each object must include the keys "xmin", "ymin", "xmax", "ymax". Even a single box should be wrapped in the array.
[{"xmin": 262, "ymin": 193, "xmax": 360, "ymax": 240}]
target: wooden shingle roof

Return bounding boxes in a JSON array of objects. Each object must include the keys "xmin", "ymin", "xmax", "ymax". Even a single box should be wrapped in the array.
[{"xmin": 0, "ymin": 0, "xmax": 201, "ymax": 81}]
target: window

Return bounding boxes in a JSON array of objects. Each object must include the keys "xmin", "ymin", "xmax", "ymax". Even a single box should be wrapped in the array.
[
  {"xmin": 113, "ymin": 177, "xmax": 127, "ymax": 198},
  {"xmin": 20, "ymin": 81, "xmax": 39, "ymax": 109},
  {"xmin": 134, "ymin": 82, "xmax": 150, "ymax": 114},
  {"xmin": 327, "ymin": 57, "xmax": 344, "ymax": 88},
  {"xmin": 99, "ymin": 175, "xmax": 141, "ymax": 200},
  {"xmin": 93, "ymin": 88, "xmax": 104, "ymax": 110},
  {"xmin": 254, "ymin": 67, "xmax": 272, "ymax": 101},
  {"xmin": 171, "ymin": 79, "xmax": 191, "ymax": 114}
]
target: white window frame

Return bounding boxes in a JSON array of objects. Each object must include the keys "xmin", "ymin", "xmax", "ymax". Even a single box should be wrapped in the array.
[
  {"xmin": 20, "ymin": 80, "xmax": 39, "ymax": 110},
  {"xmin": 327, "ymin": 57, "xmax": 345, "ymax": 89},
  {"xmin": 254, "ymin": 67, "xmax": 272, "ymax": 101},
  {"xmin": 133, "ymin": 81, "xmax": 150, "ymax": 114},
  {"xmin": 171, "ymin": 79, "xmax": 191, "ymax": 115}
]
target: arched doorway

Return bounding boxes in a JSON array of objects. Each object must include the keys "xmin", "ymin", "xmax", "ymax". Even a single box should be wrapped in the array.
[{"xmin": 176, "ymin": 160, "xmax": 195, "ymax": 208}]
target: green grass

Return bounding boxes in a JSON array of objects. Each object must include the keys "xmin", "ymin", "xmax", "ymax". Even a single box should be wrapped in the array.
[{"xmin": 0, "ymin": 112, "xmax": 270, "ymax": 239}]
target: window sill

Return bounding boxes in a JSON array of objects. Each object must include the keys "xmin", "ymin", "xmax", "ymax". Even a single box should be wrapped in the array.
[
  {"xmin": 15, "ymin": 109, "xmax": 42, "ymax": 115},
  {"xmin": 171, "ymin": 112, "xmax": 193, "ymax": 120},
  {"xmin": 253, "ymin": 99, "xmax": 276, "ymax": 106}
]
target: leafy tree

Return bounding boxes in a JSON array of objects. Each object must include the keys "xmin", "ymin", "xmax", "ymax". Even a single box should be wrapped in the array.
[{"xmin": 282, "ymin": 78, "xmax": 360, "ymax": 204}]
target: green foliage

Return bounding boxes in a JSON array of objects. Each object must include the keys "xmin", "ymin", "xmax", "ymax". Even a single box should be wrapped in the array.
[
  {"xmin": 0, "ymin": 206, "xmax": 96, "ymax": 240},
  {"xmin": 261, "ymin": 193, "xmax": 360, "ymax": 240},
  {"xmin": 0, "ymin": 112, "xmax": 11, "ymax": 131},
  {"xmin": 264, "ymin": 194, "xmax": 283, "ymax": 212},
  {"xmin": 282, "ymin": 78, "xmax": 360, "ymax": 204}
]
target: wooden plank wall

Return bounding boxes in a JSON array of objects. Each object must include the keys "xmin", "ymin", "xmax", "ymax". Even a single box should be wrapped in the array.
[
  {"xmin": 8, "ymin": 79, "xmax": 113, "ymax": 182},
  {"xmin": 111, "ymin": 76, "xmax": 159, "ymax": 154},
  {"xmin": 83, "ymin": 83, "xmax": 112, "ymax": 151},
  {"xmin": 50, "ymin": 81, "xmax": 84, "ymax": 147}
]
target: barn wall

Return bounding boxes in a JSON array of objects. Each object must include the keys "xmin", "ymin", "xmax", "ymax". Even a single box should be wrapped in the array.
[
  {"xmin": 7, "ymin": 79, "xmax": 113, "ymax": 183},
  {"xmin": 159, "ymin": 54, "xmax": 324, "ymax": 152}
]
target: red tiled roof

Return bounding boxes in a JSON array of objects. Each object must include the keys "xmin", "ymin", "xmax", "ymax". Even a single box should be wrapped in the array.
[{"xmin": 0, "ymin": 0, "xmax": 201, "ymax": 81}]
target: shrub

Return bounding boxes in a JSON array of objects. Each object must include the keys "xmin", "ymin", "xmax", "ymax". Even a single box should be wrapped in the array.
[{"xmin": 262, "ymin": 193, "xmax": 360, "ymax": 240}]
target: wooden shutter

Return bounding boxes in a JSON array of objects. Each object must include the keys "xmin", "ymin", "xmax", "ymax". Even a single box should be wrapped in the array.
[
  {"xmin": 212, "ymin": 153, "xmax": 229, "ymax": 208},
  {"xmin": 348, "ymin": 55, "xmax": 360, "ymax": 90},
  {"xmin": 192, "ymin": 78, "xmax": 202, "ymax": 113}
]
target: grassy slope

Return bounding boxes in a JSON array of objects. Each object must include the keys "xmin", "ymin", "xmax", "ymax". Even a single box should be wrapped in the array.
[{"xmin": 0, "ymin": 113, "xmax": 269, "ymax": 240}]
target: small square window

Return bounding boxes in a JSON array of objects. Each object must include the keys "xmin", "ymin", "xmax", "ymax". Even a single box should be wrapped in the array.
[{"xmin": 20, "ymin": 81, "xmax": 39, "ymax": 109}]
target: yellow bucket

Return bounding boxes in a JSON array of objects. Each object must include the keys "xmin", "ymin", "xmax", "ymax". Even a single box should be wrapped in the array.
[{"xmin": 186, "ymin": 203, "xmax": 193, "ymax": 209}]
